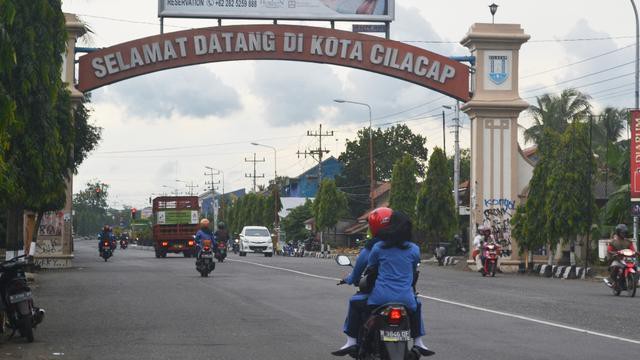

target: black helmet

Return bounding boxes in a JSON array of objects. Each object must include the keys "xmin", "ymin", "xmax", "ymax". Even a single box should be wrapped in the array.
[
  {"xmin": 217, "ymin": 222, "xmax": 225, "ymax": 229},
  {"xmin": 615, "ymin": 224, "xmax": 629, "ymax": 238}
]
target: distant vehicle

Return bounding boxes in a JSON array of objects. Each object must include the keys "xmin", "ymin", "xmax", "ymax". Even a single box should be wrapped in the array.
[
  {"xmin": 239, "ymin": 226, "xmax": 273, "ymax": 257},
  {"xmin": 152, "ymin": 196, "xmax": 199, "ymax": 258}
]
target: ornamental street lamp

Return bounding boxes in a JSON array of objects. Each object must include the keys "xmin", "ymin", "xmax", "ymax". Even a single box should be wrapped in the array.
[{"xmin": 489, "ymin": 3, "xmax": 499, "ymax": 24}]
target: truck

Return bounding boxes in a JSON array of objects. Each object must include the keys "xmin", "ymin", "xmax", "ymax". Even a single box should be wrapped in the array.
[{"xmin": 152, "ymin": 196, "xmax": 200, "ymax": 258}]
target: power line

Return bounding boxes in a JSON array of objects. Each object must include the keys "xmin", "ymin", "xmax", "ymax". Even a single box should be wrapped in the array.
[
  {"xmin": 296, "ymin": 124, "xmax": 334, "ymax": 186},
  {"xmin": 523, "ymin": 62, "xmax": 635, "ymax": 94},
  {"xmin": 521, "ymin": 44, "xmax": 634, "ymax": 79}
]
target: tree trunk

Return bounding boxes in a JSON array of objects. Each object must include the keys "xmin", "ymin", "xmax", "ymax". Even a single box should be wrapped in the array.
[
  {"xmin": 31, "ymin": 212, "xmax": 44, "ymax": 254},
  {"xmin": 547, "ymin": 245, "xmax": 553, "ymax": 266},
  {"xmin": 5, "ymin": 205, "xmax": 25, "ymax": 259}
]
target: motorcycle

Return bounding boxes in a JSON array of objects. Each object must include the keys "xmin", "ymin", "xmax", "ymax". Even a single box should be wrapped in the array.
[
  {"xmin": 120, "ymin": 238, "xmax": 128, "ymax": 250},
  {"xmin": 335, "ymin": 255, "xmax": 426, "ymax": 360},
  {"xmin": 232, "ymin": 239, "xmax": 239, "ymax": 254},
  {"xmin": 481, "ymin": 243, "xmax": 500, "ymax": 277},
  {"xmin": 196, "ymin": 240, "xmax": 216, "ymax": 277},
  {"xmin": 0, "ymin": 255, "xmax": 45, "ymax": 342},
  {"xmin": 434, "ymin": 245, "xmax": 446, "ymax": 266},
  {"xmin": 610, "ymin": 248, "xmax": 638, "ymax": 297},
  {"xmin": 100, "ymin": 240, "xmax": 113, "ymax": 262},
  {"xmin": 215, "ymin": 241, "xmax": 227, "ymax": 263}
]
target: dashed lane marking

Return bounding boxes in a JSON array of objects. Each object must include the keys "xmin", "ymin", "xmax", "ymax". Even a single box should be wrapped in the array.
[{"xmin": 228, "ymin": 258, "xmax": 640, "ymax": 345}]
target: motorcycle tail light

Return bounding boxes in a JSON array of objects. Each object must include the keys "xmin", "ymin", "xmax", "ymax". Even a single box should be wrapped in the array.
[
  {"xmin": 103, "ymin": 242, "xmax": 109, "ymax": 246},
  {"xmin": 162, "ymin": 242, "xmax": 169, "ymax": 247},
  {"xmin": 204, "ymin": 246, "xmax": 210, "ymax": 251},
  {"xmin": 188, "ymin": 240, "xmax": 195, "ymax": 247},
  {"xmin": 388, "ymin": 308, "xmax": 404, "ymax": 325}
]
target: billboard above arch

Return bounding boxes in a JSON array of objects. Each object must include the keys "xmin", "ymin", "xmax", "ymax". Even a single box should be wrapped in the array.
[
  {"xmin": 77, "ymin": 25, "xmax": 470, "ymax": 102},
  {"xmin": 158, "ymin": 0, "xmax": 395, "ymax": 22}
]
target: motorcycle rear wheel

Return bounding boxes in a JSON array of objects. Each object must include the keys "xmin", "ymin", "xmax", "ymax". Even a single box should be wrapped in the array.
[{"xmin": 490, "ymin": 262, "xmax": 497, "ymax": 277}]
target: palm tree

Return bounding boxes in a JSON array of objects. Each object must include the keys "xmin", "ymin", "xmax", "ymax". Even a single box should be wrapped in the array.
[
  {"xmin": 524, "ymin": 89, "xmax": 592, "ymax": 144},
  {"xmin": 594, "ymin": 108, "xmax": 627, "ymax": 197}
]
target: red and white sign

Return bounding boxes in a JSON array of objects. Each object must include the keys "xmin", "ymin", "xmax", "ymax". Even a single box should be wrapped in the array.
[{"xmin": 631, "ymin": 110, "xmax": 640, "ymax": 200}]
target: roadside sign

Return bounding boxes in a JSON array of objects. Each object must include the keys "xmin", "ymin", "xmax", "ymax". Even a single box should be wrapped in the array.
[
  {"xmin": 630, "ymin": 110, "xmax": 640, "ymax": 200},
  {"xmin": 352, "ymin": 24, "xmax": 387, "ymax": 33}
]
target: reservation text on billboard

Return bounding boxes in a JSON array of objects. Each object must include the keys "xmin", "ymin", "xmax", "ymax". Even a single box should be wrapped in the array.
[{"xmin": 159, "ymin": 0, "xmax": 395, "ymax": 22}]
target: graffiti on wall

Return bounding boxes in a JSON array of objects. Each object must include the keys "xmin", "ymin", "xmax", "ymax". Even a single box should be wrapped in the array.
[
  {"xmin": 483, "ymin": 198, "xmax": 515, "ymax": 258},
  {"xmin": 38, "ymin": 211, "xmax": 64, "ymax": 237}
]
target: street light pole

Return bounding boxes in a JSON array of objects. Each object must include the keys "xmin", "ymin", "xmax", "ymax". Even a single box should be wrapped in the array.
[
  {"xmin": 251, "ymin": 143, "xmax": 279, "ymax": 233},
  {"xmin": 631, "ymin": 0, "xmax": 640, "ymax": 242},
  {"xmin": 334, "ymin": 99, "xmax": 375, "ymax": 209}
]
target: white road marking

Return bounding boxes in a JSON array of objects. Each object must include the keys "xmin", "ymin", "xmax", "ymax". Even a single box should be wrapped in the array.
[{"xmin": 229, "ymin": 258, "xmax": 640, "ymax": 345}]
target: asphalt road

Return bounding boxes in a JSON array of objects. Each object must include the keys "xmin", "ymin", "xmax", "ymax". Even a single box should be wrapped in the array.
[{"xmin": 1, "ymin": 240, "xmax": 639, "ymax": 360}]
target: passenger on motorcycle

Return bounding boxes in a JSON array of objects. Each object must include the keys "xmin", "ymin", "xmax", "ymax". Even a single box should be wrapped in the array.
[
  {"xmin": 473, "ymin": 225, "xmax": 493, "ymax": 271},
  {"xmin": 98, "ymin": 225, "xmax": 114, "ymax": 254},
  {"xmin": 604, "ymin": 224, "xmax": 637, "ymax": 288},
  {"xmin": 367, "ymin": 210, "xmax": 433, "ymax": 356},
  {"xmin": 195, "ymin": 219, "xmax": 216, "ymax": 255}
]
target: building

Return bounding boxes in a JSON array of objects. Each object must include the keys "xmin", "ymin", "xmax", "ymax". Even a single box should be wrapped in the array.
[
  {"xmin": 281, "ymin": 156, "xmax": 343, "ymax": 198},
  {"xmin": 199, "ymin": 188, "xmax": 247, "ymax": 222}
]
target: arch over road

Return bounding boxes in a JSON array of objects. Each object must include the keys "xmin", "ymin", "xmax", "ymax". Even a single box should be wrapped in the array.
[{"xmin": 77, "ymin": 24, "xmax": 470, "ymax": 101}]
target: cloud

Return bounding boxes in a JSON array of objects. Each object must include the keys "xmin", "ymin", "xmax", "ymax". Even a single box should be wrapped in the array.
[{"xmin": 93, "ymin": 65, "xmax": 242, "ymax": 120}]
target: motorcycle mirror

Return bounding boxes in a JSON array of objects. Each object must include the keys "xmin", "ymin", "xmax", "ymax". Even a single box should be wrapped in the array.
[{"xmin": 335, "ymin": 255, "xmax": 352, "ymax": 267}]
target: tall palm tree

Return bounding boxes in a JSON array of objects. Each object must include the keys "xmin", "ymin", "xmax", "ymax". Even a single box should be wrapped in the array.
[
  {"xmin": 524, "ymin": 88, "xmax": 592, "ymax": 144},
  {"xmin": 593, "ymin": 108, "xmax": 627, "ymax": 197}
]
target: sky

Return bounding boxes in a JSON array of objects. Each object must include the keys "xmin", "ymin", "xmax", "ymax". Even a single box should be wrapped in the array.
[{"xmin": 60, "ymin": 0, "xmax": 638, "ymax": 209}]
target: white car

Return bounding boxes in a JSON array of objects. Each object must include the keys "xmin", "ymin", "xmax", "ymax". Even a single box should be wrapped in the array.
[{"xmin": 239, "ymin": 226, "xmax": 273, "ymax": 257}]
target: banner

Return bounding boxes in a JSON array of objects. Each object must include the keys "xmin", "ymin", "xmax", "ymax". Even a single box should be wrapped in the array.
[
  {"xmin": 156, "ymin": 210, "xmax": 199, "ymax": 224},
  {"xmin": 158, "ymin": 0, "xmax": 394, "ymax": 22},
  {"xmin": 631, "ymin": 110, "xmax": 640, "ymax": 200}
]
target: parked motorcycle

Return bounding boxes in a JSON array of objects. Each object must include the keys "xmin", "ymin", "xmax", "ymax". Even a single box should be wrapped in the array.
[
  {"xmin": 0, "ymin": 255, "xmax": 45, "ymax": 342},
  {"xmin": 120, "ymin": 239, "xmax": 128, "ymax": 250},
  {"xmin": 610, "ymin": 248, "xmax": 638, "ymax": 297},
  {"xmin": 196, "ymin": 240, "xmax": 216, "ymax": 277},
  {"xmin": 215, "ymin": 241, "xmax": 227, "ymax": 263},
  {"xmin": 335, "ymin": 255, "xmax": 427, "ymax": 360},
  {"xmin": 481, "ymin": 243, "xmax": 500, "ymax": 277},
  {"xmin": 100, "ymin": 240, "xmax": 113, "ymax": 262}
]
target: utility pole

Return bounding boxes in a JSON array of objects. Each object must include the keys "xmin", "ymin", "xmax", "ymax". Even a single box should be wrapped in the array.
[
  {"xmin": 453, "ymin": 101, "xmax": 461, "ymax": 219},
  {"xmin": 184, "ymin": 181, "xmax": 198, "ymax": 196},
  {"xmin": 205, "ymin": 166, "xmax": 223, "ymax": 222},
  {"xmin": 442, "ymin": 110, "xmax": 446, "ymax": 157},
  {"xmin": 245, "ymin": 153, "xmax": 265, "ymax": 193},
  {"xmin": 297, "ymin": 124, "xmax": 334, "ymax": 188}
]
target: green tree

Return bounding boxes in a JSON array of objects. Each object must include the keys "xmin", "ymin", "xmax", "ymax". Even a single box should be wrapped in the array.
[
  {"xmin": 545, "ymin": 122, "xmax": 596, "ymax": 265},
  {"xmin": 72, "ymin": 182, "xmax": 110, "ymax": 236},
  {"xmin": 1, "ymin": 1, "xmax": 100, "ymax": 251},
  {"xmin": 512, "ymin": 128, "xmax": 560, "ymax": 265},
  {"xmin": 281, "ymin": 200, "xmax": 313, "ymax": 243},
  {"xmin": 415, "ymin": 148, "xmax": 457, "ymax": 248},
  {"xmin": 337, "ymin": 124, "xmax": 428, "ymax": 217},
  {"xmin": 313, "ymin": 179, "xmax": 348, "ymax": 240},
  {"xmin": 389, "ymin": 154, "xmax": 417, "ymax": 219},
  {"xmin": 601, "ymin": 184, "xmax": 631, "ymax": 228},
  {"xmin": 524, "ymin": 89, "xmax": 591, "ymax": 144},
  {"xmin": 446, "ymin": 149, "xmax": 471, "ymax": 184}
]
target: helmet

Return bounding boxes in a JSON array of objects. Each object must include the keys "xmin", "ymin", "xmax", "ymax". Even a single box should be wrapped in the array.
[
  {"xmin": 217, "ymin": 222, "xmax": 225, "ymax": 229},
  {"xmin": 368, "ymin": 207, "xmax": 393, "ymax": 237},
  {"xmin": 615, "ymin": 224, "xmax": 629, "ymax": 238},
  {"xmin": 200, "ymin": 218, "xmax": 210, "ymax": 227},
  {"xmin": 103, "ymin": 225, "xmax": 110, "ymax": 232},
  {"xmin": 478, "ymin": 225, "xmax": 491, "ymax": 236}
]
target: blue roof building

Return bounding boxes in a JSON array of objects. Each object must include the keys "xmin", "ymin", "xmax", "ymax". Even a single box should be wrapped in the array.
[{"xmin": 282, "ymin": 156, "xmax": 343, "ymax": 198}]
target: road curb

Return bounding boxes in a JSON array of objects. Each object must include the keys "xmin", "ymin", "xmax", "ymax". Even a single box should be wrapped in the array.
[{"xmin": 531, "ymin": 264, "xmax": 591, "ymax": 279}]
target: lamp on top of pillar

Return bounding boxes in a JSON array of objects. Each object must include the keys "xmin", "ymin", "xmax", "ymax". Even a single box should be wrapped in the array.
[{"xmin": 489, "ymin": 3, "xmax": 499, "ymax": 24}]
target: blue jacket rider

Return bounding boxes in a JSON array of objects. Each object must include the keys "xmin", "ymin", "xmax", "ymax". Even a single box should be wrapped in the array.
[
  {"xmin": 194, "ymin": 218, "xmax": 215, "ymax": 252},
  {"xmin": 98, "ymin": 225, "xmax": 114, "ymax": 252}
]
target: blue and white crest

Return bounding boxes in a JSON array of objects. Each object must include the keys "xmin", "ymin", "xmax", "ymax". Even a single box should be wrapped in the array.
[{"xmin": 489, "ymin": 55, "xmax": 509, "ymax": 85}]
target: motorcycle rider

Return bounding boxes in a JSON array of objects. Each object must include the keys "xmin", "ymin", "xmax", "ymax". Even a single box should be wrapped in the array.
[
  {"xmin": 332, "ymin": 208, "xmax": 387, "ymax": 356},
  {"xmin": 473, "ymin": 225, "xmax": 493, "ymax": 272},
  {"xmin": 333, "ymin": 208, "xmax": 433, "ymax": 357},
  {"xmin": 214, "ymin": 221, "xmax": 229, "ymax": 248},
  {"xmin": 194, "ymin": 219, "xmax": 215, "ymax": 256},
  {"xmin": 98, "ymin": 225, "xmax": 114, "ymax": 254},
  {"xmin": 604, "ymin": 224, "xmax": 636, "ymax": 287}
]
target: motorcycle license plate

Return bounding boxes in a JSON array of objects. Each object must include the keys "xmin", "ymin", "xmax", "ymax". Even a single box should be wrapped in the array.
[
  {"xmin": 380, "ymin": 329, "xmax": 411, "ymax": 342},
  {"xmin": 201, "ymin": 254, "xmax": 213, "ymax": 258},
  {"xmin": 9, "ymin": 291, "xmax": 32, "ymax": 304}
]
